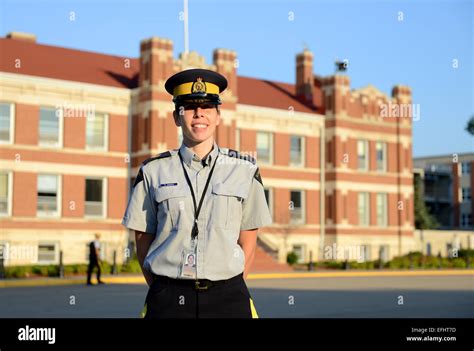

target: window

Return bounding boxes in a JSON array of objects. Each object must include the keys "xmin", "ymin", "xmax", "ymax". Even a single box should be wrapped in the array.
[
  {"xmin": 375, "ymin": 142, "xmax": 387, "ymax": 172},
  {"xmin": 360, "ymin": 244, "xmax": 371, "ymax": 262},
  {"xmin": 461, "ymin": 214, "xmax": 472, "ymax": 228},
  {"xmin": 461, "ymin": 162, "xmax": 471, "ymax": 175},
  {"xmin": 257, "ymin": 132, "xmax": 272, "ymax": 164},
  {"xmin": 290, "ymin": 135, "xmax": 304, "ymax": 167},
  {"xmin": 85, "ymin": 178, "xmax": 105, "ymax": 217},
  {"xmin": 39, "ymin": 107, "xmax": 62, "ymax": 147},
  {"xmin": 86, "ymin": 112, "xmax": 107, "ymax": 150},
  {"xmin": 357, "ymin": 140, "xmax": 368, "ymax": 170},
  {"xmin": 376, "ymin": 193, "xmax": 388, "ymax": 226},
  {"xmin": 358, "ymin": 192, "xmax": 370, "ymax": 226},
  {"xmin": 37, "ymin": 243, "xmax": 57, "ymax": 264},
  {"xmin": 462, "ymin": 187, "xmax": 471, "ymax": 202},
  {"xmin": 290, "ymin": 190, "xmax": 304, "ymax": 224},
  {"xmin": 0, "ymin": 172, "xmax": 11, "ymax": 216},
  {"xmin": 264, "ymin": 187, "xmax": 273, "ymax": 219},
  {"xmin": 292, "ymin": 244, "xmax": 305, "ymax": 263},
  {"xmin": 0, "ymin": 102, "xmax": 14, "ymax": 143},
  {"xmin": 37, "ymin": 175, "xmax": 59, "ymax": 217},
  {"xmin": 379, "ymin": 245, "xmax": 389, "ymax": 262}
]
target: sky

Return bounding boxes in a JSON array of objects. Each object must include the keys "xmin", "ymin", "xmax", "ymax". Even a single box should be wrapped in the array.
[{"xmin": 1, "ymin": 0, "xmax": 472, "ymax": 157}]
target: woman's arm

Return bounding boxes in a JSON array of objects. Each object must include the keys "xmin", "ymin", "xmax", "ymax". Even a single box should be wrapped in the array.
[
  {"xmin": 238, "ymin": 228, "xmax": 258, "ymax": 280},
  {"xmin": 135, "ymin": 230, "xmax": 155, "ymax": 286}
]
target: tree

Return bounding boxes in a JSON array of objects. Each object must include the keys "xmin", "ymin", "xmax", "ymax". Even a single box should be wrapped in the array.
[
  {"xmin": 414, "ymin": 173, "xmax": 439, "ymax": 229},
  {"xmin": 466, "ymin": 115, "xmax": 474, "ymax": 136}
]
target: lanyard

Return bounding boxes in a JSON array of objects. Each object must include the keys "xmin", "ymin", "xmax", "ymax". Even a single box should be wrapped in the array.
[{"xmin": 178, "ymin": 150, "xmax": 219, "ymax": 240}]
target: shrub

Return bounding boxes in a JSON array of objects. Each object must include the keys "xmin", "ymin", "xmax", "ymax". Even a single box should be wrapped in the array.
[{"xmin": 286, "ymin": 252, "xmax": 298, "ymax": 265}]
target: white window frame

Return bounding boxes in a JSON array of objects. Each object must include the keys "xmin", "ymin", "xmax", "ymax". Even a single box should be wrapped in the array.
[
  {"xmin": 290, "ymin": 135, "xmax": 305, "ymax": 167},
  {"xmin": 357, "ymin": 140, "xmax": 369, "ymax": 171},
  {"xmin": 37, "ymin": 174, "xmax": 62, "ymax": 218},
  {"xmin": 0, "ymin": 171, "xmax": 13, "ymax": 217},
  {"xmin": 461, "ymin": 162, "xmax": 471, "ymax": 175},
  {"xmin": 375, "ymin": 141, "xmax": 387, "ymax": 172},
  {"xmin": 0, "ymin": 102, "xmax": 15, "ymax": 144},
  {"xmin": 292, "ymin": 244, "xmax": 306, "ymax": 263},
  {"xmin": 461, "ymin": 213, "xmax": 472, "ymax": 228},
  {"xmin": 376, "ymin": 193, "xmax": 388, "ymax": 227},
  {"xmin": 263, "ymin": 187, "xmax": 274, "ymax": 220},
  {"xmin": 37, "ymin": 241, "xmax": 59, "ymax": 265},
  {"xmin": 290, "ymin": 189, "xmax": 305, "ymax": 225},
  {"xmin": 256, "ymin": 131, "xmax": 273, "ymax": 165},
  {"xmin": 84, "ymin": 177, "xmax": 107, "ymax": 219},
  {"xmin": 85, "ymin": 112, "xmax": 109, "ymax": 151},
  {"xmin": 360, "ymin": 244, "xmax": 371, "ymax": 262},
  {"xmin": 461, "ymin": 187, "xmax": 471, "ymax": 202},
  {"xmin": 358, "ymin": 192, "xmax": 370, "ymax": 226},
  {"xmin": 38, "ymin": 106, "xmax": 64, "ymax": 148}
]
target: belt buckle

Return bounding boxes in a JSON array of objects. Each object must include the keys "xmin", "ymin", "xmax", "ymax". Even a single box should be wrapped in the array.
[{"xmin": 195, "ymin": 280, "xmax": 209, "ymax": 291}]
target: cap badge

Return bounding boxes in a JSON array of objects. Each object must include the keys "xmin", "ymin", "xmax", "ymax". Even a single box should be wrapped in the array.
[{"xmin": 191, "ymin": 77, "xmax": 207, "ymax": 94}]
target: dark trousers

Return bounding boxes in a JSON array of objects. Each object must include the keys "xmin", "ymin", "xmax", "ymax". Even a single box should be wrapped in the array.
[
  {"xmin": 143, "ymin": 273, "xmax": 258, "ymax": 319},
  {"xmin": 87, "ymin": 259, "xmax": 101, "ymax": 283}
]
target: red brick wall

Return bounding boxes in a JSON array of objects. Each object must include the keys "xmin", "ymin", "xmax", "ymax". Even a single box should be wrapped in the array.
[
  {"xmin": 109, "ymin": 114, "xmax": 128, "ymax": 152},
  {"xmin": 108, "ymin": 177, "xmax": 127, "ymax": 219},
  {"xmin": 15, "ymin": 104, "xmax": 38, "ymax": 145},
  {"xmin": 13, "ymin": 172, "xmax": 36, "ymax": 216},
  {"xmin": 62, "ymin": 175, "xmax": 85, "ymax": 217},
  {"xmin": 274, "ymin": 133, "xmax": 289, "ymax": 166},
  {"xmin": 63, "ymin": 113, "xmax": 85, "ymax": 149}
]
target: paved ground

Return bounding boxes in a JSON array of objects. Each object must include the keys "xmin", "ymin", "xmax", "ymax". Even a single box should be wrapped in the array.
[{"xmin": 0, "ymin": 274, "xmax": 472, "ymax": 318}]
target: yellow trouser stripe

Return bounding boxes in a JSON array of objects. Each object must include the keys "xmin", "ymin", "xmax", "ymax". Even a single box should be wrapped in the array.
[
  {"xmin": 140, "ymin": 303, "xmax": 147, "ymax": 318},
  {"xmin": 250, "ymin": 298, "xmax": 259, "ymax": 319}
]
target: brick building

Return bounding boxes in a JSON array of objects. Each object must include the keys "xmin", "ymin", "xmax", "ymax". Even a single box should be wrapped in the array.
[{"xmin": 0, "ymin": 32, "xmax": 415, "ymax": 267}]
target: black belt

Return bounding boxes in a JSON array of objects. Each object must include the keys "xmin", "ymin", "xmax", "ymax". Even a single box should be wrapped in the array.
[{"xmin": 153, "ymin": 273, "xmax": 243, "ymax": 291}]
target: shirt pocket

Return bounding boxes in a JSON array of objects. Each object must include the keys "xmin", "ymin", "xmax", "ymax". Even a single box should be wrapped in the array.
[
  {"xmin": 155, "ymin": 185, "xmax": 188, "ymax": 231},
  {"xmin": 211, "ymin": 182, "xmax": 248, "ymax": 230}
]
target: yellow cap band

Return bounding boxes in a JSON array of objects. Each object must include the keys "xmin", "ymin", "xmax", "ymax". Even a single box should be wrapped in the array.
[{"xmin": 173, "ymin": 81, "xmax": 220, "ymax": 98}]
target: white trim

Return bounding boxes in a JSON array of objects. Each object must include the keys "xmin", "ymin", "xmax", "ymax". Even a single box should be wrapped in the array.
[
  {"xmin": 375, "ymin": 141, "xmax": 387, "ymax": 172},
  {"xmin": 0, "ymin": 102, "xmax": 15, "ymax": 144},
  {"xmin": 36, "ymin": 173, "xmax": 61, "ymax": 218},
  {"xmin": 0, "ymin": 170, "xmax": 13, "ymax": 217},
  {"xmin": 1, "ymin": 159, "xmax": 127, "ymax": 178},
  {"xmin": 84, "ymin": 176, "xmax": 107, "ymax": 219},
  {"xmin": 358, "ymin": 192, "xmax": 370, "ymax": 227},
  {"xmin": 289, "ymin": 135, "xmax": 305, "ymax": 168},
  {"xmin": 38, "ymin": 106, "xmax": 64, "ymax": 149},
  {"xmin": 85, "ymin": 112, "xmax": 109, "ymax": 152},
  {"xmin": 235, "ymin": 128, "xmax": 240, "ymax": 150},
  {"xmin": 36, "ymin": 241, "xmax": 59, "ymax": 265},
  {"xmin": 357, "ymin": 139, "xmax": 369, "ymax": 171},
  {"xmin": 256, "ymin": 131, "xmax": 273, "ymax": 165},
  {"xmin": 289, "ymin": 189, "xmax": 306, "ymax": 225}
]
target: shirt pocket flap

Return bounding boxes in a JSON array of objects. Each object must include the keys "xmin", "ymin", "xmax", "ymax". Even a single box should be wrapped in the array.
[
  {"xmin": 212, "ymin": 182, "xmax": 248, "ymax": 200},
  {"xmin": 155, "ymin": 185, "xmax": 188, "ymax": 203}
]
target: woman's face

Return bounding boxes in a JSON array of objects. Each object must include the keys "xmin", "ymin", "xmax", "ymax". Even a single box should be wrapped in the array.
[{"xmin": 174, "ymin": 103, "xmax": 220, "ymax": 145}]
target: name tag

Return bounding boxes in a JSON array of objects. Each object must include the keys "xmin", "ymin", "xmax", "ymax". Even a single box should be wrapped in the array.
[{"xmin": 159, "ymin": 183, "xmax": 178, "ymax": 188}]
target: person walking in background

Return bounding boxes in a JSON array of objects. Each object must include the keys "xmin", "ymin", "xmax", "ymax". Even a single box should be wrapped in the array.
[{"xmin": 87, "ymin": 233, "xmax": 105, "ymax": 286}]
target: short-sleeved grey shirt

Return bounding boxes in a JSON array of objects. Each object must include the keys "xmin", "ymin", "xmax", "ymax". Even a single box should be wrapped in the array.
[{"xmin": 122, "ymin": 141, "xmax": 272, "ymax": 280}]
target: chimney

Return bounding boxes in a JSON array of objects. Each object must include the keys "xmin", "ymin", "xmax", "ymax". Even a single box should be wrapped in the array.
[
  {"xmin": 139, "ymin": 37, "xmax": 174, "ymax": 87},
  {"xmin": 296, "ymin": 49, "xmax": 314, "ymax": 103},
  {"xmin": 213, "ymin": 49, "xmax": 238, "ymax": 97},
  {"xmin": 6, "ymin": 32, "xmax": 36, "ymax": 43}
]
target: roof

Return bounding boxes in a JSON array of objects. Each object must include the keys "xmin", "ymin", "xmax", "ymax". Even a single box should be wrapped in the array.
[
  {"xmin": 0, "ymin": 37, "xmax": 139, "ymax": 88},
  {"xmin": 0, "ymin": 36, "xmax": 322, "ymax": 113}
]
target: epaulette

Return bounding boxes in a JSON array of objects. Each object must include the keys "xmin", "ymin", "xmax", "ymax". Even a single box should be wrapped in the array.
[
  {"xmin": 132, "ymin": 151, "xmax": 172, "ymax": 189},
  {"xmin": 143, "ymin": 151, "xmax": 172, "ymax": 165},
  {"xmin": 226, "ymin": 149, "xmax": 256, "ymax": 165}
]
